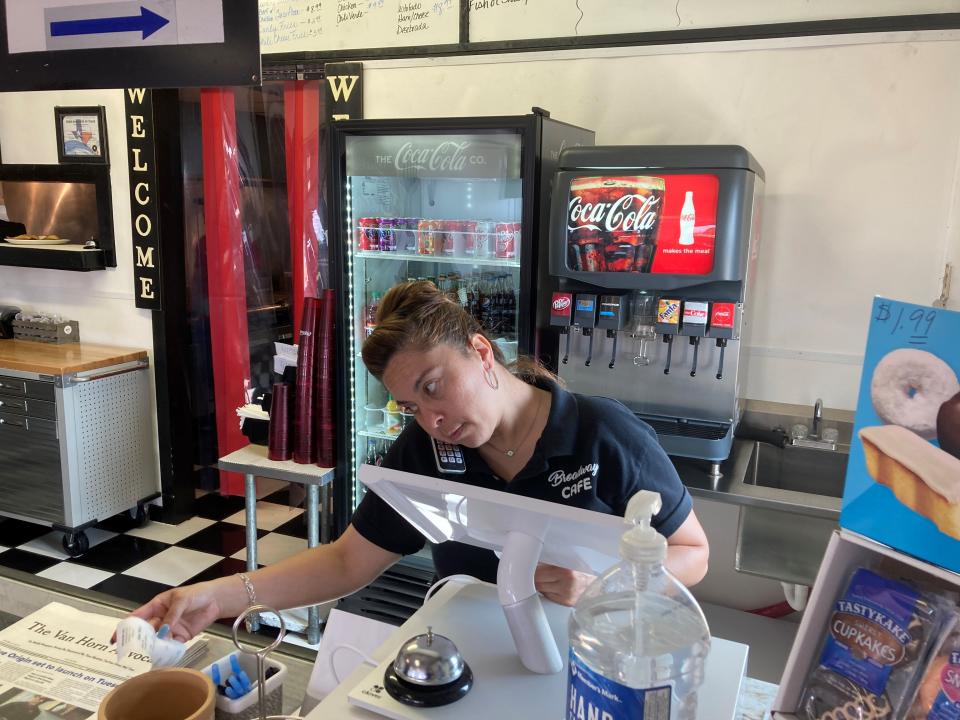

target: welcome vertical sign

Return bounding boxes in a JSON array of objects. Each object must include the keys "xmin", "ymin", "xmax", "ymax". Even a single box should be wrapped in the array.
[{"xmin": 125, "ymin": 87, "xmax": 162, "ymax": 310}]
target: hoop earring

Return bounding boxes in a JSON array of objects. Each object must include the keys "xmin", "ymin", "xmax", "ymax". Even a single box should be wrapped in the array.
[{"xmin": 484, "ymin": 367, "xmax": 499, "ymax": 390}]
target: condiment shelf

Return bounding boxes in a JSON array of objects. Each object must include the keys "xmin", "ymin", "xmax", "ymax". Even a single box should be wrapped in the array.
[
  {"xmin": 353, "ymin": 249, "xmax": 520, "ymax": 268},
  {"xmin": 0, "ymin": 243, "xmax": 107, "ymax": 271}
]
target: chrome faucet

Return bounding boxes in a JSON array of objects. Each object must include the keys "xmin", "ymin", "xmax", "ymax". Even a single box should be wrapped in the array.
[{"xmin": 812, "ymin": 398, "xmax": 823, "ymax": 438}]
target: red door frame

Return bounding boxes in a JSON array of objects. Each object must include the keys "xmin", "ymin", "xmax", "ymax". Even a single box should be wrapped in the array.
[{"xmin": 201, "ymin": 88, "xmax": 250, "ymax": 496}]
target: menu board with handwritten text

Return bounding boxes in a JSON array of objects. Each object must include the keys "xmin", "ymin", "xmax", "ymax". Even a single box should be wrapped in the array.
[
  {"xmin": 468, "ymin": 0, "xmax": 960, "ymax": 43},
  {"xmin": 259, "ymin": 0, "xmax": 459, "ymax": 54}
]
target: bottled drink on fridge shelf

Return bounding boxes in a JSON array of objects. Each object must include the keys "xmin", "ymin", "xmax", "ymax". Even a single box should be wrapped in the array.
[{"xmin": 364, "ymin": 291, "xmax": 382, "ymax": 338}]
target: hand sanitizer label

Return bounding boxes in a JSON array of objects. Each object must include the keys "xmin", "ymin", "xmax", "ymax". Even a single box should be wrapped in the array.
[{"xmin": 567, "ymin": 650, "xmax": 672, "ymax": 720}]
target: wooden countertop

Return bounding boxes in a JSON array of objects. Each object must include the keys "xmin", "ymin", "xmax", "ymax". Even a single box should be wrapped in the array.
[{"xmin": 0, "ymin": 339, "xmax": 148, "ymax": 375}]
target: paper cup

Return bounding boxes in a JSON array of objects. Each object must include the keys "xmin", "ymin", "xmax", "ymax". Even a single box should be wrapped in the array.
[{"xmin": 98, "ymin": 667, "xmax": 214, "ymax": 720}]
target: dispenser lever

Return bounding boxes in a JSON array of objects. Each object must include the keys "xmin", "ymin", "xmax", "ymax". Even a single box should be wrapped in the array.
[
  {"xmin": 705, "ymin": 302, "xmax": 736, "ymax": 381},
  {"xmin": 549, "ymin": 292, "xmax": 575, "ymax": 366},
  {"xmin": 573, "ymin": 294, "xmax": 598, "ymax": 368},
  {"xmin": 716, "ymin": 339, "xmax": 727, "ymax": 380},
  {"xmin": 596, "ymin": 295, "xmax": 626, "ymax": 371}
]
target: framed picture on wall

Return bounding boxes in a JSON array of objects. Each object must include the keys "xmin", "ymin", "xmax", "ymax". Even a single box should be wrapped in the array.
[{"xmin": 54, "ymin": 106, "xmax": 109, "ymax": 164}]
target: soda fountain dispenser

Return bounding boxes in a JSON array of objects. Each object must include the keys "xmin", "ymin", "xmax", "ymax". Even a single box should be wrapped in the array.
[{"xmin": 546, "ymin": 146, "xmax": 764, "ymax": 479}]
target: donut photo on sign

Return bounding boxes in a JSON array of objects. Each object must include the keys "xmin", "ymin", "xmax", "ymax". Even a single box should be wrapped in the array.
[
  {"xmin": 859, "ymin": 348, "xmax": 960, "ymax": 539},
  {"xmin": 841, "ymin": 298, "xmax": 960, "ymax": 573}
]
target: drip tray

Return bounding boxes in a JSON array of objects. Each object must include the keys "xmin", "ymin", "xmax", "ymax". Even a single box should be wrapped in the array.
[
  {"xmin": 643, "ymin": 417, "xmax": 731, "ymax": 440},
  {"xmin": 639, "ymin": 415, "xmax": 734, "ymax": 462}
]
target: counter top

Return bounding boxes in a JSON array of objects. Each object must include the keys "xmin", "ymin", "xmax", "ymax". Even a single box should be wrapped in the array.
[{"xmin": 0, "ymin": 339, "xmax": 148, "ymax": 375}]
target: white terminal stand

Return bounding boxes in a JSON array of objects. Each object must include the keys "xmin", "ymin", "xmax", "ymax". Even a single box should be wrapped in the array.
[
  {"xmin": 307, "ymin": 465, "xmax": 749, "ymax": 720},
  {"xmin": 357, "ymin": 464, "xmax": 627, "ymax": 674}
]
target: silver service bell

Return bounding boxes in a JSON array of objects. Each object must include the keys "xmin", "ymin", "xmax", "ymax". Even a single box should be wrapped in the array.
[{"xmin": 384, "ymin": 626, "xmax": 473, "ymax": 707}]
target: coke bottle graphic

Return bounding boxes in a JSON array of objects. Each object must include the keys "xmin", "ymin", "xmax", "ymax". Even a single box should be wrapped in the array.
[{"xmin": 678, "ymin": 191, "xmax": 696, "ymax": 246}]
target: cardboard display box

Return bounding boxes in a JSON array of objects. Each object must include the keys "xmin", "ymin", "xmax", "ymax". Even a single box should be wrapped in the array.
[
  {"xmin": 840, "ymin": 297, "xmax": 960, "ymax": 574},
  {"xmin": 772, "ymin": 529, "xmax": 960, "ymax": 718}
]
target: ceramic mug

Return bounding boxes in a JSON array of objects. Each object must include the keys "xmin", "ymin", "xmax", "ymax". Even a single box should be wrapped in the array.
[{"xmin": 98, "ymin": 667, "xmax": 214, "ymax": 720}]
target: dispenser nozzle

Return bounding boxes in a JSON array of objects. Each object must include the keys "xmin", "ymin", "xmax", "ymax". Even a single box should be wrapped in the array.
[
  {"xmin": 625, "ymin": 490, "xmax": 662, "ymax": 525},
  {"xmin": 607, "ymin": 330, "xmax": 618, "ymax": 369},
  {"xmin": 621, "ymin": 490, "xmax": 666, "ymax": 563}
]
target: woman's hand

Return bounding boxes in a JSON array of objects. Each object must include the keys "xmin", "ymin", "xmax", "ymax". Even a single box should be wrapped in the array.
[
  {"xmin": 124, "ymin": 580, "xmax": 226, "ymax": 643},
  {"xmin": 534, "ymin": 564, "xmax": 595, "ymax": 606}
]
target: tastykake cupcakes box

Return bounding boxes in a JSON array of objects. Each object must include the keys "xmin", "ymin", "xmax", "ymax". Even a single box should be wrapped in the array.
[{"xmin": 841, "ymin": 297, "xmax": 960, "ymax": 573}]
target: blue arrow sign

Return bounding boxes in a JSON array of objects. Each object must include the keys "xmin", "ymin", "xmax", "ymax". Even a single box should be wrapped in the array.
[{"xmin": 50, "ymin": 6, "xmax": 170, "ymax": 40}]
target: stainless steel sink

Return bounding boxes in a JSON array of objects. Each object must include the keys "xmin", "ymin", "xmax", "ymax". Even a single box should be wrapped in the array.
[
  {"xmin": 677, "ymin": 399, "xmax": 856, "ymax": 587},
  {"xmin": 733, "ymin": 441, "xmax": 848, "ymax": 586},
  {"xmin": 744, "ymin": 443, "xmax": 849, "ymax": 499}
]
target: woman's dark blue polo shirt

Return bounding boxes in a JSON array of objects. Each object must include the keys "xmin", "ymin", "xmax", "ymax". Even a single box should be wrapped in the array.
[{"xmin": 350, "ymin": 380, "xmax": 692, "ymax": 582}]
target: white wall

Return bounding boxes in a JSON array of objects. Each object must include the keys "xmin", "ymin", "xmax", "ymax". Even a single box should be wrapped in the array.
[
  {"xmin": 358, "ymin": 33, "xmax": 960, "ymax": 410},
  {"xmin": 0, "ymin": 89, "xmax": 153, "ymax": 348}
]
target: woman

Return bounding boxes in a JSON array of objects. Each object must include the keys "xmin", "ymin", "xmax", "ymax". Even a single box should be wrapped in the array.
[{"xmin": 129, "ymin": 281, "xmax": 708, "ymax": 642}]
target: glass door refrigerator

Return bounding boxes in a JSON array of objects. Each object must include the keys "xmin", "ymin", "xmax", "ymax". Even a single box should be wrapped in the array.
[{"xmin": 329, "ymin": 110, "xmax": 594, "ymax": 534}]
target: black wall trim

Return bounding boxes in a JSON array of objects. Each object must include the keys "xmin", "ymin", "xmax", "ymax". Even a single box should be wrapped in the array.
[
  {"xmin": 259, "ymin": 12, "xmax": 960, "ymax": 65},
  {"xmin": 150, "ymin": 89, "xmax": 196, "ymax": 524}
]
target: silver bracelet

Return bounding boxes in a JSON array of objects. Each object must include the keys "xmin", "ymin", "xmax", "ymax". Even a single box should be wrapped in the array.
[{"xmin": 238, "ymin": 572, "xmax": 257, "ymax": 607}]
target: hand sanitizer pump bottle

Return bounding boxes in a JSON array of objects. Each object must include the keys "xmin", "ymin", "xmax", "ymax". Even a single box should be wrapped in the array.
[{"xmin": 566, "ymin": 491, "xmax": 711, "ymax": 720}]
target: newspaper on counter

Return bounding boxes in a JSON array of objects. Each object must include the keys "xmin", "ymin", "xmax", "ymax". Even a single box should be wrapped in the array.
[{"xmin": 0, "ymin": 602, "xmax": 207, "ymax": 719}]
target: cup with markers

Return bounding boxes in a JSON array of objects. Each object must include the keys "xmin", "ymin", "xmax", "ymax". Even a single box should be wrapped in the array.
[{"xmin": 201, "ymin": 651, "xmax": 287, "ymax": 720}]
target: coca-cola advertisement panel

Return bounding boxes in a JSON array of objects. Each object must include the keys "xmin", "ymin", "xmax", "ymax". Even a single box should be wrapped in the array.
[
  {"xmin": 345, "ymin": 133, "xmax": 521, "ymax": 180},
  {"xmin": 565, "ymin": 174, "xmax": 719, "ymax": 276}
]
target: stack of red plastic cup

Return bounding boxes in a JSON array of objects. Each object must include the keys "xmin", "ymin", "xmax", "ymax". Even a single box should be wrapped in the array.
[
  {"xmin": 314, "ymin": 288, "xmax": 336, "ymax": 468},
  {"xmin": 267, "ymin": 383, "xmax": 292, "ymax": 461},
  {"xmin": 293, "ymin": 297, "xmax": 319, "ymax": 464}
]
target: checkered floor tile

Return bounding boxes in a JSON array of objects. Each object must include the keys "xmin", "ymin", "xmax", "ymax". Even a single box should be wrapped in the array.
[{"xmin": 0, "ymin": 487, "xmax": 312, "ymax": 641}]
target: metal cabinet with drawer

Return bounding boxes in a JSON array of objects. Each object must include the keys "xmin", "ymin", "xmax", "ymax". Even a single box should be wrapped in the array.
[{"xmin": 0, "ymin": 345, "xmax": 159, "ymax": 556}]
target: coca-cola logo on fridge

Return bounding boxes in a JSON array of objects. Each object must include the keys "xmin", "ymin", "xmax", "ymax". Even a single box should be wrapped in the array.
[
  {"xmin": 395, "ymin": 141, "xmax": 472, "ymax": 173},
  {"xmin": 346, "ymin": 135, "xmax": 520, "ymax": 180},
  {"xmin": 565, "ymin": 173, "xmax": 720, "ymax": 276}
]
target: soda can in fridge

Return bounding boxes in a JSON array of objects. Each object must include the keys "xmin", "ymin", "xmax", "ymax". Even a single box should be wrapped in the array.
[
  {"xmin": 358, "ymin": 217, "xmax": 378, "ymax": 252},
  {"xmin": 418, "ymin": 219, "xmax": 439, "ymax": 255},
  {"xmin": 440, "ymin": 220, "xmax": 457, "ymax": 256},
  {"xmin": 495, "ymin": 222, "xmax": 516, "ymax": 259},
  {"xmin": 461, "ymin": 220, "xmax": 478, "ymax": 257}
]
